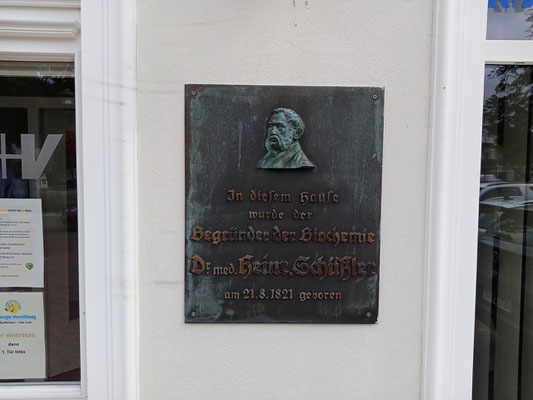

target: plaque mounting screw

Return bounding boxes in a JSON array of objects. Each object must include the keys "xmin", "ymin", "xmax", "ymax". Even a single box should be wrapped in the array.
[
  {"xmin": 366, "ymin": 312, "xmax": 372, "ymax": 317},
  {"xmin": 372, "ymin": 94, "xmax": 378, "ymax": 100},
  {"xmin": 191, "ymin": 311, "xmax": 197, "ymax": 317},
  {"xmin": 191, "ymin": 90, "xmax": 197, "ymax": 96}
]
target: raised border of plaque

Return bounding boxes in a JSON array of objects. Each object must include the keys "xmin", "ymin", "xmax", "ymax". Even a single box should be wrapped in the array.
[{"xmin": 185, "ymin": 84, "xmax": 383, "ymax": 323}]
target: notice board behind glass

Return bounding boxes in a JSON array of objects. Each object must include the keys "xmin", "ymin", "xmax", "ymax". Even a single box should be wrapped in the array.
[{"xmin": 0, "ymin": 61, "xmax": 80, "ymax": 383}]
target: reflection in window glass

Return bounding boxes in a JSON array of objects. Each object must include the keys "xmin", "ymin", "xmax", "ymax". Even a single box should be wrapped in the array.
[
  {"xmin": 487, "ymin": 2, "xmax": 533, "ymax": 40},
  {"xmin": 0, "ymin": 62, "xmax": 80, "ymax": 384},
  {"xmin": 473, "ymin": 65, "xmax": 533, "ymax": 399}
]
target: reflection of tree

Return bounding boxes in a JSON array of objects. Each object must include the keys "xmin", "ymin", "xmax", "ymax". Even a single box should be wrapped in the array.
[
  {"xmin": 0, "ymin": 76, "xmax": 74, "ymax": 97},
  {"xmin": 482, "ymin": 66, "xmax": 533, "ymax": 181},
  {"xmin": 526, "ymin": 7, "xmax": 533, "ymax": 39}
]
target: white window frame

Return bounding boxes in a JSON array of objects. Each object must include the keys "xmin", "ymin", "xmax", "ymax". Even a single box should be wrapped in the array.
[
  {"xmin": 0, "ymin": 1, "xmax": 138, "ymax": 399},
  {"xmin": 423, "ymin": 1, "xmax": 533, "ymax": 399}
]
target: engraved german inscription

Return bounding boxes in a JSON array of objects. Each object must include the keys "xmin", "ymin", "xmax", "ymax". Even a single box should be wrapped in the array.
[{"xmin": 185, "ymin": 85, "xmax": 383, "ymax": 323}]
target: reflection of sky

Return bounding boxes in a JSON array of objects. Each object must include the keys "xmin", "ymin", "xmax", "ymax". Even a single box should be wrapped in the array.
[
  {"xmin": 484, "ymin": 66, "xmax": 499, "ymax": 101},
  {"xmin": 487, "ymin": 5, "xmax": 533, "ymax": 40}
]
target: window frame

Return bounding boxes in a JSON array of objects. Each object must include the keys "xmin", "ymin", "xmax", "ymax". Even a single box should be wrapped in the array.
[
  {"xmin": 80, "ymin": 1, "xmax": 138, "ymax": 399},
  {"xmin": 423, "ymin": 1, "xmax": 533, "ymax": 399},
  {"xmin": 0, "ymin": 0, "xmax": 137, "ymax": 399}
]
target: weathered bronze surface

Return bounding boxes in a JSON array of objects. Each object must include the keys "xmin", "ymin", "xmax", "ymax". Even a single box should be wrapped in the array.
[
  {"xmin": 185, "ymin": 85, "xmax": 383, "ymax": 323},
  {"xmin": 256, "ymin": 108, "xmax": 315, "ymax": 169}
]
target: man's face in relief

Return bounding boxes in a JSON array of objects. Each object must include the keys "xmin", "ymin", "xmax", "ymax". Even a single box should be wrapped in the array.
[{"xmin": 266, "ymin": 113, "xmax": 294, "ymax": 152}]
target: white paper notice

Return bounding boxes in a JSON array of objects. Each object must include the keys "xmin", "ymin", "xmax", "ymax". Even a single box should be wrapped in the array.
[
  {"xmin": 0, "ymin": 292, "xmax": 46, "ymax": 379},
  {"xmin": 0, "ymin": 199, "xmax": 44, "ymax": 288}
]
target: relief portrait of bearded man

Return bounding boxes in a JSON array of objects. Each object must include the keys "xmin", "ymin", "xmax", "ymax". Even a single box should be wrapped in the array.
[{"xmin": 256, "ymin": 107, "xmax": 315, "ymax": 169}]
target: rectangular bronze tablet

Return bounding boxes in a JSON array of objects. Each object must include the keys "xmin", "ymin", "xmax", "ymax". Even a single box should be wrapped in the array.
[{"xmin": 185, "ymin": 85, "xmax": 383, "ymax": 323}]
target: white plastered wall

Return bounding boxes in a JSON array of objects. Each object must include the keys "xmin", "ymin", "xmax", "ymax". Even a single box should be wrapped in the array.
[{"xmin": 137, "ymin": 1, "xmax": 433, "ymax": 399}]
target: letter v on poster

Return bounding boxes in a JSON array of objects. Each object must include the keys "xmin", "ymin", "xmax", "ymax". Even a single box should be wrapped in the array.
[{"xmin": 0, "ymin": 199, "xmax": 44, "ymax": 288}]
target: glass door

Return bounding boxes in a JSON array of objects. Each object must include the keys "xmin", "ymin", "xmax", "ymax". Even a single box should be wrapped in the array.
[{"xmin": 473, "ymin": 2, "xmax": 533, "ymax": 398}]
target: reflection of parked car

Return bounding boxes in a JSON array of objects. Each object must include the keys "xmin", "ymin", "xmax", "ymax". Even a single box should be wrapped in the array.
[
  {"xmin": 479, "ymin": 182, "xmax": 533, "ymax": 201},
  {"xmin": 482, "ymin": 206, "xmax": 533, "ymax": 246},
  {"xmin": 478, "ymin": 198, "xmax": 533, "ymax": 234}
]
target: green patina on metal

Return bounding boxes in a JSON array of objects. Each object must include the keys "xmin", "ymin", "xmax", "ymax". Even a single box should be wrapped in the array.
[
  {"xmin": 185, "ymin": 85, "xmax": 384, "ymax": 323},
  {"xmin": 256, "ymin": 107, "xmax": 315, "ymax": 169}
]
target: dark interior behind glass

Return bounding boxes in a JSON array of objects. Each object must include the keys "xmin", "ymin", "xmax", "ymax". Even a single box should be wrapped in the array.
[
  {"xmin": 0, "ymin": 62, "xmax": 80, "ymax": 383},
  {"xmin": 473, "ymin": 65, "xmax": 533, "ymax": 399}
]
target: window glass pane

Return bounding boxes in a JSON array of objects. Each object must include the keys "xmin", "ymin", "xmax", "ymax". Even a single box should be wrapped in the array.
[
  {"xmin": 487, "ymin": 1, "xmax": 533, "ymax": 40},
  {"xmin": 0, "ymin": 61, "xmax": 80, "ymax": 384},
  {"xmin": 473, "ymin": 64, "xmax": 533, "ymax": 399}
]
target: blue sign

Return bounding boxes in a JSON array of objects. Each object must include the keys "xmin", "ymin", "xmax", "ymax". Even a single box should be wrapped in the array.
[{"xmin": 489, "ymin": 0, "xmax": 533, "ymax": 8}]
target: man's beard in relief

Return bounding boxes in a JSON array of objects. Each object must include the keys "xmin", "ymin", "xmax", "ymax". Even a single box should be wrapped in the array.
[{"xmin": 266, "ymin": 134, "xmax": 292, "ymax": 153}]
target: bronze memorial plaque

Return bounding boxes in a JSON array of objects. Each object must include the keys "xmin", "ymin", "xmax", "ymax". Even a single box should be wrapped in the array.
[{"xmin": 185, "ymin": 85, "xmax": 383, "ymax": 323}]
